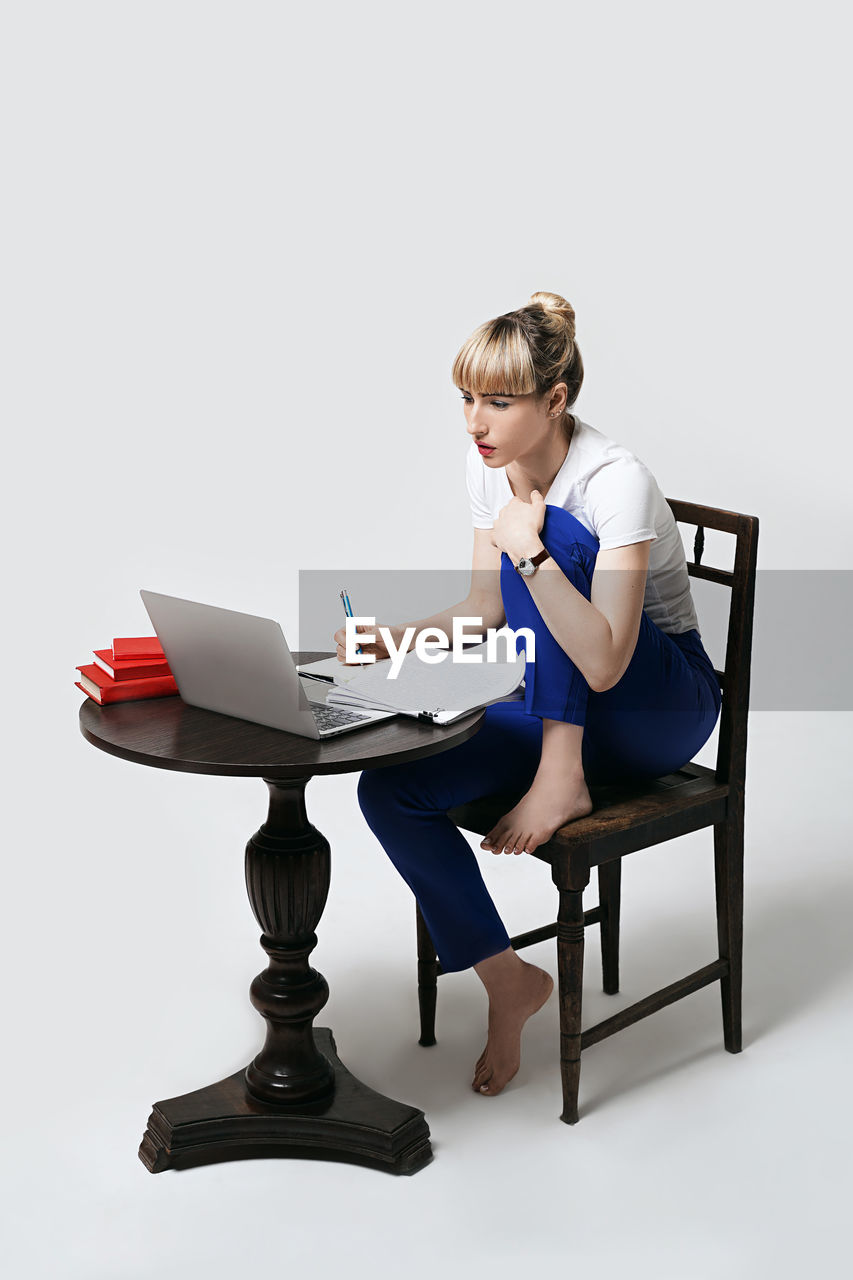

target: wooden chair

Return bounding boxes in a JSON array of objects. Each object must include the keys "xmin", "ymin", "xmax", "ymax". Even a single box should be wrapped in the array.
[{"xmin": 414, "ymin": 499, "xmax": 759, "ymax": 1123}]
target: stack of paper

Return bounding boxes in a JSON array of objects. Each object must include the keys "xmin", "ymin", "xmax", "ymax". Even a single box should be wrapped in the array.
[{"xmin": 299, "ymin": 642, "xmax": 525, "ymax": 725}]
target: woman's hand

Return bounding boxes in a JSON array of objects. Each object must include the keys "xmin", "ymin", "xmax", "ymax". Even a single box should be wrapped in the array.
[
  {"xmin": 333, "ymin": 622, "xmax": 411, "ymax": 664},
  {"xmin": 490, "ymin": 490, "xmax": 547, "ymax": 562}
]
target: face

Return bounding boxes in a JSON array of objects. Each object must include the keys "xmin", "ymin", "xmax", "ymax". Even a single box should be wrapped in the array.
[{"xmin": 460, "ymin": 386, "xmax": 563, "ymax": 467}]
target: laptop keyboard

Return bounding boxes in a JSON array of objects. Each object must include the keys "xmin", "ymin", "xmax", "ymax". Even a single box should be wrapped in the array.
[{"xmin": 311, "ymin": 702, "xmax": 376, "ymax": 731}]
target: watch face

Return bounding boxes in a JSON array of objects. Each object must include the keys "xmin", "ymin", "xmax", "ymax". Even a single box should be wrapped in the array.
[{"xmin": 517, "ymin": 558, "xmax": 534, "ymax": 576}]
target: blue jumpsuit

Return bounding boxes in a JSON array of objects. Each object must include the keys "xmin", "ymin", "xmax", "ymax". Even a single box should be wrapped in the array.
[{"xmin": 357, "ymin": 505, "xmax": 722, "ymax": 973}]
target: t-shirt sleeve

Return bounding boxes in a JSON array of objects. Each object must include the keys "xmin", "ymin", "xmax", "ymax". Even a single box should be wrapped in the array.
[
  {"xmin": 465, "ymin": 445, "xmax": 494, "ymax": 529},
  {"xmin": 582, "ymin": 456, "xmax": 659, "ymax": 551}
]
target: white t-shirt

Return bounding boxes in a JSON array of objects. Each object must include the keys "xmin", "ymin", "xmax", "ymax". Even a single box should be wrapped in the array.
[{"xmin": 465, "ymin": 414, "xmax": 700, "ymax": 636}]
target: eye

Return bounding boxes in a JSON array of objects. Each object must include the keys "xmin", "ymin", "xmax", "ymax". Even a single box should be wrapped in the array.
[{"xmin": 459, "ymin": 392, "xmax": 510, "ymax": 409}]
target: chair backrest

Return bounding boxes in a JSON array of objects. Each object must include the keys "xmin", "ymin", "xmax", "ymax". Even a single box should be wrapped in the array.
[{"xmin": 666, "ymin": 500, "xmax": 759, "ymax": 800}]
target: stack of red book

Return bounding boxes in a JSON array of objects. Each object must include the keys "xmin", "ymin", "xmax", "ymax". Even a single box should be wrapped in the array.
[{"xmin": 75, "ymin": 636, "xmax": 178, "ymax": 705}]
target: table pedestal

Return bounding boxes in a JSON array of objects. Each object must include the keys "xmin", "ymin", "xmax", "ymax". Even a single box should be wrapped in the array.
[{"xmin": 138, "ymin": 778, "xmax": 432, "ymax": 1175}]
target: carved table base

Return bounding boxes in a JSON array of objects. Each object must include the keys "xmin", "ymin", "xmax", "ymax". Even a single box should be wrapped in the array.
[
  {"xmin": 138, "ymin": 777, "xmax": 432, "ymax": 1176},
  {"xmin": 139, "ymin": 1028, "xmax": 432, "ymax": 1175}
]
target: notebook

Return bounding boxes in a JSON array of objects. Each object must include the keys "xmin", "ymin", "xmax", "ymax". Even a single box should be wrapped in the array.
[{"xmin": 139, "ymin": 590, "xmax": 396, "ymax": 739}]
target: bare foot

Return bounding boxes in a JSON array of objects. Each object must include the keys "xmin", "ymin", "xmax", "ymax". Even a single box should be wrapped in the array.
[
  {"xmin": 471, "ymin": 955, "xmax": 554, "ymax": 1096},
  {"xmin": 480, "ymin": 771, "xmax": 593, "ymax": 855}
]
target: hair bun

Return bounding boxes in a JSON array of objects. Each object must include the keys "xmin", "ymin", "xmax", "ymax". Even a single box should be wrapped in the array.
[{"xmin": 528, "ymin": 290, "xmax": 576, "ymax": 343}]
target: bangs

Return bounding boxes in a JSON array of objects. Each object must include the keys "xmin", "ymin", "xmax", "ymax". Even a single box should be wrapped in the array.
[{"xmin": 451, "ymin": 317, "xmax": 536, "ymax": 396}]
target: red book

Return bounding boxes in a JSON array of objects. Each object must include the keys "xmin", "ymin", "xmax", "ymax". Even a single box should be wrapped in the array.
[
  {"xmin": 93, "ymin": 648, "xmax": 172, "ymax": 682},
  {"xmin": 112, "ymin": 636, "xmax": 165, "ymax": 662},
  {"xmin": 75, "ymin": 663, "xmax": 178, "ymax": 705}
]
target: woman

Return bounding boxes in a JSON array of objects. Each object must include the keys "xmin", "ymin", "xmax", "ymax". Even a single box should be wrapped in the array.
[{"xmin": 334, "ymin": 291, "xmax": 721, "ymax": 1099}]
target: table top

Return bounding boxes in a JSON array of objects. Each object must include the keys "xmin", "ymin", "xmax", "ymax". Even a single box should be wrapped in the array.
[{"xmin": 78, "ymin": 651, "xmax": 486, "ymax": 778}]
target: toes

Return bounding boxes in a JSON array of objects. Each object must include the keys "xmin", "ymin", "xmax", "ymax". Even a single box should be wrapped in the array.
[
  {"xmin": 480, "ymin": 1078, "xmax": 504, "ymax": 1096},
  {"xmin": 481, "ymin": 811, "xmax": 522, "ymax": 855},
  {"xmin": 483, "ymin": 823, "xmax": 539, "ymax": 856},
  {"xmin": 472, "ymin": 1052, "xmax": 491, "ymax": 1088},
  {"xmin": 478, "ymin": 1071, "xmax": 505, "ymax": 1095}
]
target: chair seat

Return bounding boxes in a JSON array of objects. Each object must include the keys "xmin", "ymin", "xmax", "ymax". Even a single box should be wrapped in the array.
[{"xmin": 446, "ymin": 762, "xmax": 729, "ymax": 866}]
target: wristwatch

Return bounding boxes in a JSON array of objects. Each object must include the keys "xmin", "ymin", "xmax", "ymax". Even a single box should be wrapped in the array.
[{"xmin": 515, "ymin": 548, "xmax": 551, "ymax": 577}]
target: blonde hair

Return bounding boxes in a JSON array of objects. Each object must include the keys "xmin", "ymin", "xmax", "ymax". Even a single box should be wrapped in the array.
[{"xmin": 451, "ymin": 291, "xmax": 583, "ymax": 408}]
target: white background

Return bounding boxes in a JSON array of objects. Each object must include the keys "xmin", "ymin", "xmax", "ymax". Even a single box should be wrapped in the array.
[{"xmin": 2, "ymin": 3, "xmax": 851, "ymax": 1278}]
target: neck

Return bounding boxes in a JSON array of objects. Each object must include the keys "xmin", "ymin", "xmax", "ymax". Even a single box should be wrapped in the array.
[{"xmin": 508, "ymin": 413, "xmax": 575, "ymax": 495}]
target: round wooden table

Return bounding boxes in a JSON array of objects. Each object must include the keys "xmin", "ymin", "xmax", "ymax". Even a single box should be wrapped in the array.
[{"xmin": 79, "ymin": 653, "xmax": 485, "ymax": 1176}]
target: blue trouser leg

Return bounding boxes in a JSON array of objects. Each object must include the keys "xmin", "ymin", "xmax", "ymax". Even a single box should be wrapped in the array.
[
  {"xmin": 357, "ymin": 504, "xmax": 722, "ymax": 972},
  {"xmin": 358, "ymin": 702, "xmax": 544, "ymax": 973},
  {"xmin": 498, "ymin": 502, "xmax": 601, "ymax": 725}
]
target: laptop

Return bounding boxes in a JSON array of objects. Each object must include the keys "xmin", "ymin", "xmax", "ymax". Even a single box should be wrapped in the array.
[{"xmin": 139, "ymin": 590, "xmax": 396, "ymax": 739}]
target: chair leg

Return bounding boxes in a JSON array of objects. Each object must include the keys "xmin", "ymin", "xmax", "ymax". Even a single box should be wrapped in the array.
[
  {"xmin": 416, "ymin": 902, "xmax": 438, "ymax": 1047},
  {"xmin": 556, "ymin": 887, "xmax": 586, "ymax": 1124},
  {"xmin": 598, "ymin": 859, "xmax": 621, "ymax": 995},
  {"xmin": 714, "ymin": 811, "xmax": 744, "ymax": 1053}
]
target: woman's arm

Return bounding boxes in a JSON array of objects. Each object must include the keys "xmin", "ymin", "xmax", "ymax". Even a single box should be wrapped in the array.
[
  {"xmin": 489, "ymin": 489, "xmax": 650, "ymax": 692},
  {"xmin": 527, "ymin": 540, "xmax": 651, "ymax": 692},
  {"xmin": 334, "ymin": 528, "xmax": 505, "ymax": 661}
]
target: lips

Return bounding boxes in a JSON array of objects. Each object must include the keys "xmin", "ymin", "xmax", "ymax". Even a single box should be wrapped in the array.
[{"xmin": 477, "ymin": 443, "xmax": 496, "ymax": 455}]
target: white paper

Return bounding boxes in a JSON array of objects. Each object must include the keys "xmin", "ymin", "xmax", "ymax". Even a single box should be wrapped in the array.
[{"xmin": 327, "ymin": 641, "xmax": 525, "ymax": 718}]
